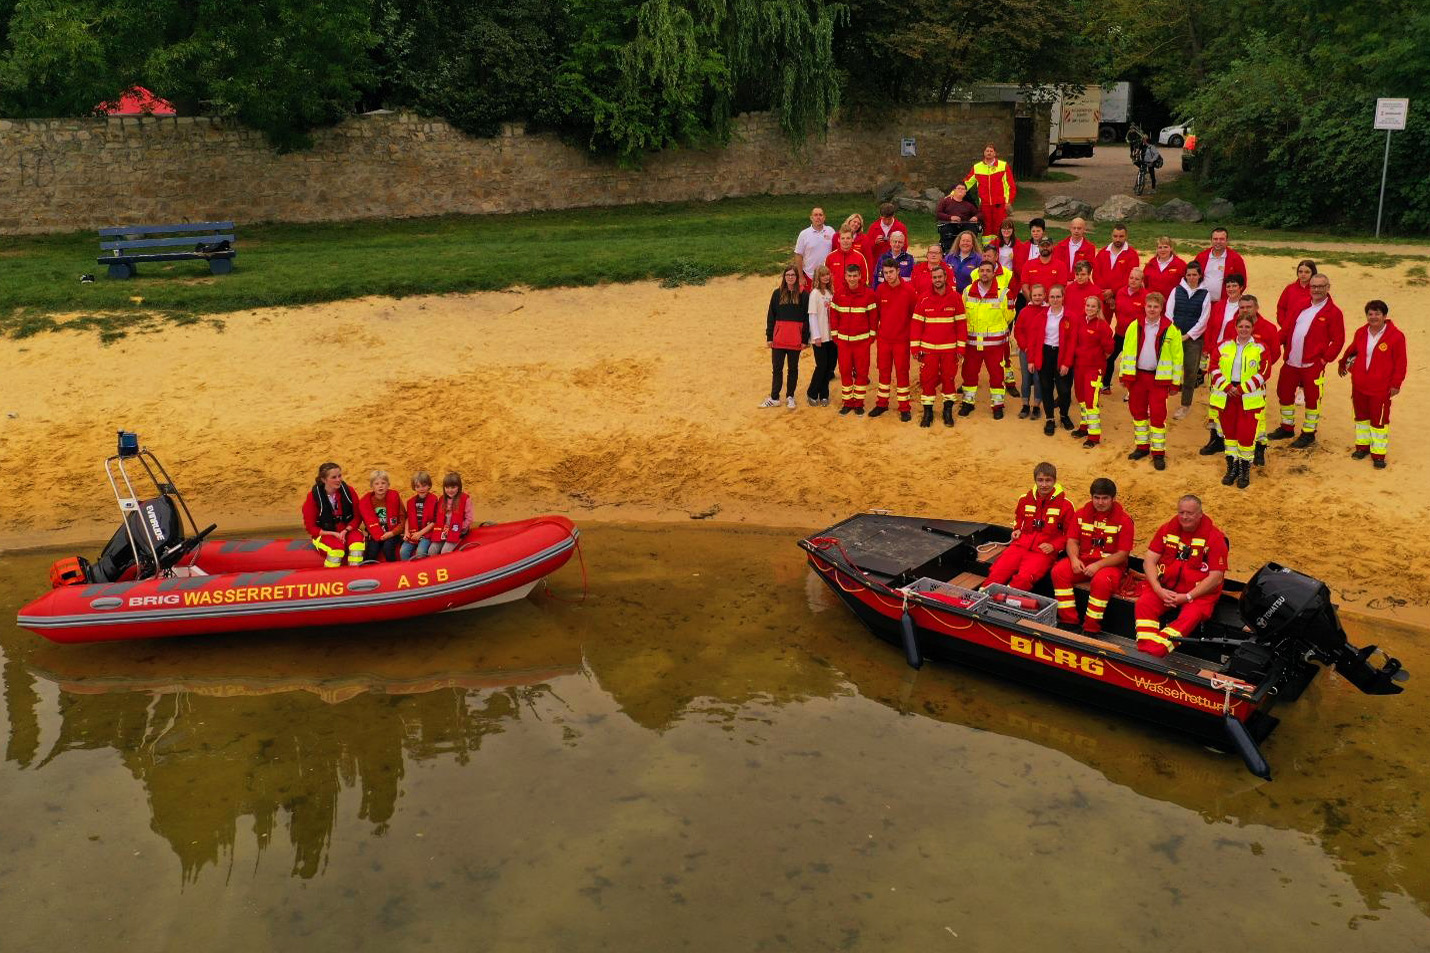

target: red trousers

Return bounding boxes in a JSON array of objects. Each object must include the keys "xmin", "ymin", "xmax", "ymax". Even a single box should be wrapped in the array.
[
  {"xmin": 312, "ymin": 529, "xmax": 365, "ymax": 566},
  {"xmin": 1050, "ymin": 560, "xmax": 1125, "ymax": 632},
  {"xmin": 876, "ymin": 337, "xmax": 912, "ymax": 409},
  {"xmin": 1127, "ymin": 370, "xmax": 1172, "ymax": 455},
  {"xmin": 1217, "ymin": 394, "xmax": 1260, "ymax": 459},
  {"xmin": 1072, "ymin": 365, "xmax": 1104, "ymax": 440},
  {"xmin": 919, "ymin": 351, "xmax": 960, "ymax": 403},
  {"xmin": 1275, "ymin": 362, "xmax": 1325, "ymax": 433},
  {"xmin": 1133, "ymin": 587, "xmax": 1217, "ymax": 657},
  {"xmin": 1352, "ymin": 389, "xmax": 1393, "ymax": 459},
  {"xmin": 983, "ymin": 204, "xmax": 1009, "ymax": 238},
  {"xmin": 962, "ymin": 343, "xmax": 1007, "ymax": 405},
  {"xmin": 987, "ymin": 543, "xmax": 1056, "ymax": 590},
  {"xmin": 837, "ymin": 339, "xmax": 872, "ymax": 407}
]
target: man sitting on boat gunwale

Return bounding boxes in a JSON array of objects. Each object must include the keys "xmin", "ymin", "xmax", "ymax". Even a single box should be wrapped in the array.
[
  {"xmin": 1134, "ymin": 494, "xmax": 1229, "ymax": 657},
  {"xmin": 1050, "ymin": 478, "xmax": 1134, "ymax": 635},
  {"xmin": 983, "ymin": 461, "xmax": 1074, "ymax": 591}
]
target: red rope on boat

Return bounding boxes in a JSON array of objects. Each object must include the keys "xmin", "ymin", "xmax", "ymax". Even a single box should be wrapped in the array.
[{"xmin": 537, "ymin": 521, "xmax": 589, "ymax": 605}]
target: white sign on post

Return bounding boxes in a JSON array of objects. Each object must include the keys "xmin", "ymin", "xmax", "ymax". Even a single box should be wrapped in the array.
[
  {"xmin": 900, "ymin": 138, "xmax": 916, "ymax": 157},
  {"xmin": 1374, "ymin": 98, "xmax": 1409, "ymax": 131}
]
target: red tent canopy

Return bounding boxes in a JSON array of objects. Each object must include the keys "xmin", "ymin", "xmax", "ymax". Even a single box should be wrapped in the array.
[{"xmin": 96, "ymin": 86, "xmax": 176, "ymax": 116}]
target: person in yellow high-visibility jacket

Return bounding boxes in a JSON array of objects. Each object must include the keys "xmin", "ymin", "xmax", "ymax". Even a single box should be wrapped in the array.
[
  {"xmin": 1118, "ymin": 292, "xmax": 1184, "ymax": 470},
  {"xmin": 960, "ymin": 261, "xmax": 1015, "ymax": 419},
  {"xmin": 963, "ymin": 144, "xmax": 1016, "ymax": 237},
  {"xmin": 1208, "ymin": 313, "xmax": 1268, "ymax": 489}
]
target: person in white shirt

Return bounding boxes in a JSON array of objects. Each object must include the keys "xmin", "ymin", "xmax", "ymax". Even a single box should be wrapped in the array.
[
  {"xmin": 804, "ymin": 265, "xmax": 837, "ymax": 406},
  {"xmin": 793, "ymin": 207, "xmax": 836, "ymax": 286}
]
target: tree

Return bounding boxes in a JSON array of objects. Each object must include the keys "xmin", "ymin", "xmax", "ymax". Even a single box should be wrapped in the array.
[{"xmin": 0, "ymin": 0, "xmax": 161, "ymax": 116}]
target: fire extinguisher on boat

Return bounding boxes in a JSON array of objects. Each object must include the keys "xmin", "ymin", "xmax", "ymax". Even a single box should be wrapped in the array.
[{"xmin": 992, "ymin": 592, "xmax": 1039, "ymax": 611}]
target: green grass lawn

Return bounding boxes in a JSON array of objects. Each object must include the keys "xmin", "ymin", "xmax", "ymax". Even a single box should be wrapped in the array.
[{"xmin": 2, "ymin": 186, "xmax": 1424, "ymax": 341}]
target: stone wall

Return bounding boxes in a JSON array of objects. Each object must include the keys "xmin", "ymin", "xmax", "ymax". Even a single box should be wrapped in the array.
[{"xmin": 0, "ymin": 104, "xmax": 1016, "ymax": 234}]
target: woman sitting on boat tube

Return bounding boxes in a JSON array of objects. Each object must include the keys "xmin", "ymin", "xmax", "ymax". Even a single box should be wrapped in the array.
[
  {"xmin": 302, "ymin": 462, "xmax": 366, "ymax": 568},
  {"xmin": 429, "ymin": 471, "xmax": 474, "ymax": 555}
]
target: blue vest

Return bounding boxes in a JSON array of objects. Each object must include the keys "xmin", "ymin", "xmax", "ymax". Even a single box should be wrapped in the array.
[{"xmin": 1171, "ymin": 285, "xmax": 1209, "ymax": 334}]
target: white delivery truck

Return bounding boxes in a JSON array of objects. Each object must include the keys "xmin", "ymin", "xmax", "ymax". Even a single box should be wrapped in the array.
[
  {"xmin": 969, "ymin": 83, "xmax": 1103, "ymax": 163},
  {"xmin": 1098, "ymin": 82, "xmax": 1133, "ymax": 142}
]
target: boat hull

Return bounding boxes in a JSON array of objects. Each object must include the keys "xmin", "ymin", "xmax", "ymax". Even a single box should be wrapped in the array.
[{"xmin": 18, "ymin": 516, "xmax": 578, "ymax": 643}]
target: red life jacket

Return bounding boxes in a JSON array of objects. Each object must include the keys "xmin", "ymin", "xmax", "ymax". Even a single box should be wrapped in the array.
[
  {"xmin": 360, "ymin": 489, "xmax": 404, "ymax": 538},
  {"xmin": 431, "ymin": 492, "xmax": 471, "ymax": 545},
  {"xmin": 406, "ymin": 492, "xmax": 438, "ymax": 534}
]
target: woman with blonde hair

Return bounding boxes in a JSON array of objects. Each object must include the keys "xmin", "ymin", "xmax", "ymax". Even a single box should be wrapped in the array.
[{"xmin": 805, "ymin": 264, "xmax": 837, "ymax": 406}]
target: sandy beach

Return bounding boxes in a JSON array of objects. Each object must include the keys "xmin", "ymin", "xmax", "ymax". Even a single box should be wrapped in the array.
[{"xmin": 2, "ymin": 254, "xmax": 1426, "ymax": 620}]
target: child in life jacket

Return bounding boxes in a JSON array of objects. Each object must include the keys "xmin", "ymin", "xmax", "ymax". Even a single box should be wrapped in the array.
[
  {"xmin": 430, "ymin": 471, "xmax": 474, "ymax": 555},
  {"xmin": 401, "ymin": 470, "xmax": 439, "ymax": 560},
  {"xmin": 359, "ymin": 469, "xmax": 405, "ymax": 562}
]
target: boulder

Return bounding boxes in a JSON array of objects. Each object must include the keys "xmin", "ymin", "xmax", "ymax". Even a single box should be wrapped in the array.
[
  {"xmin": 922, "ymin": 187, "xmax": 946, "ymax": 202},
  {"xmin": 874, "ymin": 180, "xmax": 905, "ymax": 203},
  {"xmin": 1207, "ymin": 197, "xmax": 1236, "ymax": 220},
  {"xmin": 894, "ymin": 196, "xmax": 937, "ymax": 215},
  {"xmin": 1093, "ymin": 194, "xmax": 1158, "ymax": 223},
  {"xmin": 1156, "ymin": 198, "xmax": 1203, "ymax": 223},
  {"xmin": 1044, "ymin": 195, "xmax": 1094, "ymax": 220}
]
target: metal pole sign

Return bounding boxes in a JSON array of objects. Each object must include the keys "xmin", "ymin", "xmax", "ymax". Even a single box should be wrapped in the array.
[{"xmin": 1373, "ymin": 98, "xmax": 1409, "ymax": 237}]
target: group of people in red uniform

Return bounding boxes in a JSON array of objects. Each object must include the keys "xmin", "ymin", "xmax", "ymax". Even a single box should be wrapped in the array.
[
  {"xmin": 985, "ymin": 462, "xmax": 1229, "ymax": 659},
  {"xmin": 782, "ymin": 168, "xmax": 1409, "ymax": 475},
  {"xmin": 300, "ymin": 463, "xmax": 474, "ymax": 567}
]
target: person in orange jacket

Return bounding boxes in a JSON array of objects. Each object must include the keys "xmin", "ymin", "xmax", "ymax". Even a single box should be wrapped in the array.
[
  {"xmin": 1063, "ymin": 296, "xmax": 1116, "ymax": 447},
  {"xmin": 984, "ymin": 461, "xmax": 1075, "ymax": 591},
  {"xmin": 1339, "ymin": 299, "xmax": 1408, "ymax": 468},
  {"xmin": 963, "ymin": 143, "xmax": 1017, "ymax": 237},
  {"xmin": 359, "ymin": 469, "xmax": 405, "ymax": 563},
  {"xmin": 1050, "ymin": 477, "xmax": 1134, "ymax": 634},
  {"xmin": 301, "ymin": 462, "xmax": 365, "ymax": 568},
  {"xmin": 830, "ymin": 263, "xmax": 879, "ymax": 415},
  {"xmin": 873, "ymin": 260, "xmax": 919, "ymax": 419},
  {"xmin": 911, "ymin": 263, "xmax": 967, "ymax": 428},
  {"xmin": 1270, "ymin": 273, "xmax": 1345, "ymax": 448},
  {"xmin": 1133, "ymin": 495, "xmax": 1228, "ymax": 658}
]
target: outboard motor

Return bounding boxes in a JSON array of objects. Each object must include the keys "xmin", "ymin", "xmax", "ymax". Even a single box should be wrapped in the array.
[{"xmin": 1241, "ymin": 563, "xmax": 1408, "ymax": 695}]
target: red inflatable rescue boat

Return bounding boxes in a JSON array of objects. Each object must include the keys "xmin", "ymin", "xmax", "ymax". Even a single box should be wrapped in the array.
[{"xmin": 17, "ymin": 433, "xmax": 580, "ymax": 644}]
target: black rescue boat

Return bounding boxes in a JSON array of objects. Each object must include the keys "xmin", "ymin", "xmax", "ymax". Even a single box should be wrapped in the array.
[{"xmin": 800, "ymin": 514, "xmax": 1408, "ymax": 779}]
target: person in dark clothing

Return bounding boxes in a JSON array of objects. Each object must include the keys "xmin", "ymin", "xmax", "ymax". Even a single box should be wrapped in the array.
[
  {"xmin": 762, "ymin": 264, "xmax": 811, "ymax": 408},
  {"xmin": 935, "ymin": 182, "xmax": 981, "ymax": 253}
]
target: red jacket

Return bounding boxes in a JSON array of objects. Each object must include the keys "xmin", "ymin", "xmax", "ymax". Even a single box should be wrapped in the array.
[
  {"xmin": 1276, "ymin": 281, "xmax": 1313, "ymax": 330},
  {"xmin": 431, "ymin": 492, "xmax": 473, "ymax": 546},
  {"xmin": 910, "ymin": 262, "xmax": 951, "ymax": 297},
  {"xmin": 874, "ymin": 279, "xmax": 919, "ymax": 342},
  {"xmin": 1094, "ymin": 244, "xmax": 1141, "ymax": 294},
  {"xmin": 964, "ymin": 160, "xmax": 1017, "ymax": 207},
  {"xmin": 1205, "ymin": 297, "xmax": 1244, "ymax": 350},
  {"xmin": 1194, "ymin": 248, "xmax": 1249, "ymax": 299},
  {"xmin": 301, "ymin": 482, "xmax": 362, "ymax": 538},
  {"xmin": 1218, "ymin": 314, "xmax": 1282, "ymax": 371},
  {"xmin": 911, "ymin": 288, "xmax": 967, "ymax": 353},
  {"xmin": 1018, "ymin": 259, "xmax": 1070, "ymax": 298},
  {"xmin": 1142, "ymin": 255, "xmax": 1187, "ymax": 299},
  {"xmin": 405, "ymin": 491, "xmax": 439, "ymax": 536},
  {"xmin": 1278, "ymin": 297, "xmax": 1346, "ymax": 367},
  {"xmin": 1339, "ymin": 321, "xmax": 1408, "ymax": 396},
  {"xmin": 1066, "ymin": 315, "xmax": 1115, "ymax": 370},
  {"xmin": 1063, "ymin": 278, "xmax": 1105, "ymax": 323},
  {"xmin": 1008, "ymin": 484, "xmax": 1074, "ymax": 554},
  {"xmin": 359, "ymin": 489, "xmax": 404, "ymax": 539},
  {"xmin": 1149, "ymin": 514, "xmax": 1229, "ymax": 597},
  {"xmin": 866, "ymin": 218, "xmax": 910, "ymax": 265},
  {"xmin": 1053, "ymin": 237, "xmax": 1096, "ymax": 274},
  {"xmin": 1016, "ymin": 305, "xmax": 1069, "ymax": 370},
  {"xmin": 830, "ymin": 282, "xmax": 879, "ymax": 340},
  {"xmin": 826, "ymin": 246, "xmax": 871, "ymax": 288},
  {"xmin": 1112, "ymin": 286, "xmax": 1148, "ymax": 336},
  {"xmin": 1070, "ymin": 501, "xmax": 1135, "ymax": 561}
]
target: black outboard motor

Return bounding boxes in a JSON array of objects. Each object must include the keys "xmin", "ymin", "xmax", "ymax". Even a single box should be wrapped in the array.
[{"xmin": 1241, "ymin": 563, "xmax": 1408, "ymax": 695}]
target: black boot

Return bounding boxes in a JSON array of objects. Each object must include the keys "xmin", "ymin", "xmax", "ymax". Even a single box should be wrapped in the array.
[
  {"xmin": 1220, "ymin": 456, "xmax": 1237, "ymax": 486},
  {"xmin": 1253, "ymin": 443, "xmax": 1266, "ymax": 467},
  {"xmin": 1007, "ymin": 381, "xmax": 1020, "ymax": 399},
  {"xmin": 958, "ymin": 402, "xmax": 975, "ymax": 417},
  {"xmin": 1199, "ymin": 431, "xmax": 1226, "ymax": 456},
  {"xmin": 920, "ymin": 406, "xmax": 934, "ymax": 428},
  {"xmin": 869, "ymin": 406, "xmax": 887, "ymax": 419},
  {"xmin": 993, "ymin": 405, "xmax": 1005, "ymax": 420},
  {"xmin": 1290, "ymin": 430, "xmax": 1316, "ymax": 449},
  {"xmin": 899, "ymin": 410, "xmax": 911, "ymax": 422},
  {"xmin": 1127, "ymin": 447, "xmax": 1150, "ymax": 460},
  {"xmin": 1236, "ymin": 460, "xmax": 1251, "ymax": 489},
  {"xmin": 942, "ymin": 401, "xmax": 955, "ymax": 427}
]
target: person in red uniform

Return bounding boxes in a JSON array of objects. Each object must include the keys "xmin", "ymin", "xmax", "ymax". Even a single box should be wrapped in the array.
[
  {"xmin": 911, "ymin": 244, "xmax": 949, "ymax": 297},
  {"xmin": 1050, "ymin": 477, "xmax": 1134, "ymax": 633},
  {"xmin": 1276, "ymin": 260, "xmax": 1317, "ymax": 329},
  {"xmin": 826, "ymin": 227, "xmax": 871, "ymax": 288},
  {"xmin": 960, "ymin": 261, "xmax": 1013, "ymax": 418},
  {"xmin": 984, "ymin": 462, "xmax": 1074, "ymax": 590},
  {"xmin": 1062, "ymin": 260, "xmax": 1104, "ymax": 323},
  {"xmin": 873, "ymin": 260, "xmax": 918, "ymax": 420},
  {"xmin": 866, "ymin": 202, "xmax": 910, "ymax": 266},
  {"xmin": 1106, "ymin": 267, "xmax": 1148, "ymax": 391},
  {"xmin": 1094, "ymin": 225, "xmax": 1140, "ymax": 309},
  {"xmin": 831, "ymin": 264, "xmax": 878, "ymax": 415},
  {"xmin": 302, "ymin": 462, "xmax": 365, "ymax": 567},
  {"xmin": 963, "ymin": 143, "xmax": 1016, "ymax": 237},
  {"xmin": 1194, "ymin": 227, "xmax": 1249, "ymax": 301},
  {"xmin": 1120, "ymin": 292, "xmax": 1183, "ymax": 470},
  {"xmin": 1133, "ymin": 495, "xmax": 1228, "ymax": 658},
  {"xmin": 1063, "ymin": 295, "xmax": 1116, "ymax": 447},
  {"xmin": 1013, "ymin": 282, "xmax": 1049, "ymax": 420},
  {"xmin": 1197, "ymin": 276, "xmax": 1251, "ymax": 456},
  {"xmin": 1019, "ymin": 239, "xmax": 1070, "ymax": 304},
  {"xmin": 911, "ymin": 264, "xmax": 967, "ymax": 428},
  {"xmin": 1270, "ymin": 273, "xmax": 1345, "ymax": 447},
  {"xmin": 1203, "ymin": 295, "xmax": 1282, "ymax": 465},
  {"xmin": 1053, "ymin": 217, "xmax": 1096, "ymax": 275},
  {"xmin": 1142, "ymin": 236, "xmax": 1187, "ymax": 300},
  {"xmin": 1339, "ymin": 299, "xmax": 1408, "ymax": 469},
  {"xmin": 359, "ymin": 469, "xmax": 405, "ymax": 563}
]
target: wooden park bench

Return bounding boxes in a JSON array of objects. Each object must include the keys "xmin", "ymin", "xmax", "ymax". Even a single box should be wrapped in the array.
[{"xmin": 97, "ymin": 222, "xmax": 237, "ymax": 279}]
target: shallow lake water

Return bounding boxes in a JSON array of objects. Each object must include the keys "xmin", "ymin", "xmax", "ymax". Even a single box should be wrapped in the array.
[{"xmin": 2, "ymin": 522, "xmax": 1427, "ymax": 952}]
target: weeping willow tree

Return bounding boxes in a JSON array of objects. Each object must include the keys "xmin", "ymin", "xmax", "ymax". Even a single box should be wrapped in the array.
[{"xmin": 546, "ymin": 0, "xmax": 843, "ymax": 159}]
